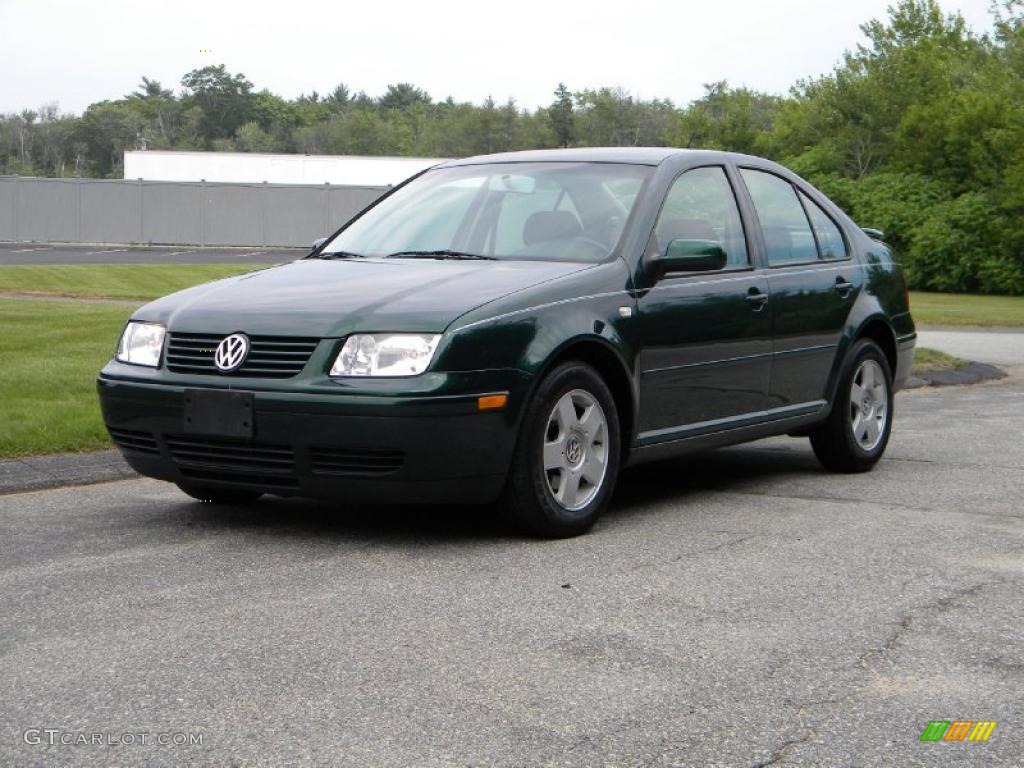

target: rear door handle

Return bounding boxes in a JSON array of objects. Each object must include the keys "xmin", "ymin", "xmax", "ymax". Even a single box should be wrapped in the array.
[
  {"xmin": 745, "ymin": 287, "xmax": 769, "ymax": 310},
  {"xmin": 835, "ymin": 276, "xmax": 853, "ymax": 297}
]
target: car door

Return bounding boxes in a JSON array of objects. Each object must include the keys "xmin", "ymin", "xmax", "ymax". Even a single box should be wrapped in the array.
[
  {"xmin": 635, "ymin": 165, "xmax": 772, "ymax": 442},
  {"xmin": 737, "ymin": 168, "xmax": 859, "ymax": 408}
]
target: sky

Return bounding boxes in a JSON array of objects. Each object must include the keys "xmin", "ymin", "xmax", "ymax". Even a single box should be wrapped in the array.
[{"xmin": 0, "ymin": 0, "xmax": 997, "ymax": 115}]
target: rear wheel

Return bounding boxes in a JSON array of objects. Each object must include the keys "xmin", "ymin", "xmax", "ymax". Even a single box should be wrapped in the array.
[
  {"xmin": 503, "ymin": 362, "xmax": 620, "ymax": 537},
  {"xmin": 810, "ymin": 339, "xmax": 893, "ymax": 472},
  {"xmin": 176, "ymin": 483, "xmax": 263, "ymax": 505}
]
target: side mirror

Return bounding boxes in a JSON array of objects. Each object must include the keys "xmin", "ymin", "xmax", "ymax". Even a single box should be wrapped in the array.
[
  {"xmin": 311, "ymin": 236, "xmax": 327, "ymax": 252},
  {"xmin": 647, "ymin": 239, "xmax": 727, "ymax": 280}
]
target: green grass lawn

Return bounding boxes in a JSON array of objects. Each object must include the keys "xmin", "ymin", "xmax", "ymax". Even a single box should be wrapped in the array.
[
  {"xmin": 912, "ymin": 347, "xmax": 965, "ymax": 376},
  {"xmin": 910, "ymin": 291, "xmax": 1024, "ymax": 328},
  {"xmin": 0, "ymin": 264, "xmax": 258, "ymax": 300},
  {"xmin": 0, "ymin": 264, "xmax": 264, "ymax": 458},
  {"xmin": 0, "ymin": 299, "xmax": 134, "ymax": 458}
]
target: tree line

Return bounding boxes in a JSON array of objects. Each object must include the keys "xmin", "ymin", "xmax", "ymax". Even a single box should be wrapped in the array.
[{"xmin": 1, "ymin": 0, "xmax": 1022, "ymax": 294}]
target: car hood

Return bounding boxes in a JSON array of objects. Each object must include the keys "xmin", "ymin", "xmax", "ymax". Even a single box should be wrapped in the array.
[{"xmin": 137, "ymin": 258, "xmax": 596, "ymax": 336}]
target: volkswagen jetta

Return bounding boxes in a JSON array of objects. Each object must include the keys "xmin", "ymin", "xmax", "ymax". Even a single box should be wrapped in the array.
[{"xmin": 98, "ymin": 148, "xmax": 916, "ymax": 536}]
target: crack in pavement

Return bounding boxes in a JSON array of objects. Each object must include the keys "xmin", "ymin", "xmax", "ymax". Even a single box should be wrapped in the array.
[
  {"xmin": 856, "ymin": 580, "xmax": 1001, "ymax": 671},
  {"xmin": 626, "ymin": 534, "xmax": 757, "ymax": 574},
  {"xmin": 747, "ymin": 579, "xmax": 1006, "ymax": 767},
  {"xmin": 724, "ymin": 488, "xmax": 1024, "ymax": 522},
  {"xmin": 886, "ymin": 456, "xmax": 1024, "ymax": 472}
]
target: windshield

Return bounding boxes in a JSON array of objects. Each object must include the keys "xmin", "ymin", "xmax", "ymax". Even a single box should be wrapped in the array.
[{"xmin": 320, "ymin": 162, "xmax": 652, "ymax": 263}]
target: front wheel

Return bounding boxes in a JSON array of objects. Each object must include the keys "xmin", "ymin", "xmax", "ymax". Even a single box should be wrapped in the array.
[
  {"xmin": 503, "ymin": 362, "xmax": 620, "ymax": 538},
  {"xmin": 810, "ymin": 339, "xmax": 894, "ymax": 472}
]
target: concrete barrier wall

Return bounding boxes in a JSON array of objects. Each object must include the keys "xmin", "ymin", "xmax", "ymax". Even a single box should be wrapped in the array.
[{"xmin": 0, "ymin": 176, "xmax": 387, "ymax": 248}]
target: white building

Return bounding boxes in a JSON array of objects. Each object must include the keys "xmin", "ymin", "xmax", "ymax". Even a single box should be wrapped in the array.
[{"xmin": 123, "ymin": 150, "xmax": 448, "ymax": 187}]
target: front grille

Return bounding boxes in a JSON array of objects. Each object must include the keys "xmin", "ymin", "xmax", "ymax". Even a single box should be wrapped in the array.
[
  {"xmin": 113, "ymin": 431, "xmax": 406, "ymax": 487},
  {"xmin": 178, "ymin": 467, "xmax": 299, "ymax": 489},
  {"xmin": 166, "ymin": 436, "xmax": 299, "ymax": 489},
  {"xmin": 108, "ymin": 428, "xmax": 159, "ymax": 455},
  {"xmin": 166, "ymin": 333, "xmax": 319, "ymax": 378},
  {"xmin": 310, "ymin": 446, "xmax": 405, "ymax": 476},
  {"xmin": 166, "ymin": 435, "xmax": 295, "ymax": 475}
]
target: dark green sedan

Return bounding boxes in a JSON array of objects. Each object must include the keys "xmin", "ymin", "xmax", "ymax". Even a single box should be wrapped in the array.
[{"xmin": 98, "ymin": 148, "xmax": 916, "ymax": 537}]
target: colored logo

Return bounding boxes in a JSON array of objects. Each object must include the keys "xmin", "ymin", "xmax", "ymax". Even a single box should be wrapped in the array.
[{"xmin": 920, "ymin": 721, "xmax": 997, "ymax": 742}]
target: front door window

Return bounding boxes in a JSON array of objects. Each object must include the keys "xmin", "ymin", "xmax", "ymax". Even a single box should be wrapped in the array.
[{"xmin": 654, "ymin": 167, "xmax": 749, "ymax": 269}]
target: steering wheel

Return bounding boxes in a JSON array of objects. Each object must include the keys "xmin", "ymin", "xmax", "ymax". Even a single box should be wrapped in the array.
[
  {"xmin": 512, "ymin": 234, "xmax": 610, "ymax": 261},
  {"xmin": 566, "ymin": 235, "xmax": 612, "ymax": 259}
]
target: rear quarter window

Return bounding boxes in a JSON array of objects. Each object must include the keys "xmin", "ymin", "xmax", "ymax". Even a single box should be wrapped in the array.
[{"xmin": 799, "ymin": 190, "xmax": 848, "ymax": 260}]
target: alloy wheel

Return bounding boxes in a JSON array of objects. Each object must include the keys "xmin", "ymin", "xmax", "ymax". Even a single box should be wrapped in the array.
[
  {"xmin": 542, "ymin": 389, "xmax": 609, "ymax": 511},
  {"xmin": 850, "ymin": 359, "xmax": 888, "ymax": 451}
]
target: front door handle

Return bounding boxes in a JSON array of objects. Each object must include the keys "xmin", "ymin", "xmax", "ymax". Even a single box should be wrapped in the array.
[
  {"xmin": 745, "ymin": 287, "xmax": 769, "ymax": 311},
  {"xmin": 835, "ymin": 276, "xmax": 854, "ymax": 298}
]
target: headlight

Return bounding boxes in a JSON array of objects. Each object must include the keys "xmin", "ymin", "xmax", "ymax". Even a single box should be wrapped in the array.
[
  {"xmin": 116, "ymin": 321, "xmax": 165, "ymax": 367},
  {"xmin": 330, "ymin": 333, "xmax": 441, "ymax": 377}
]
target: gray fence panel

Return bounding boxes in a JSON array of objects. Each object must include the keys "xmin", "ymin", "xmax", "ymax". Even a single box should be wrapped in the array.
[
  {"xmin": 203, "ymin": 183, "xmax": 264, "ymax": 246},
  {"xmin": 264, "ymin": 186, "xmax": 333, "ymax": 248},
  {"xmin": 0, "ymin": 176, "xmax": 387, "ymax": 247},
  {"xmin": 80, "ymin": 180, "xmax": 141, "ymax": 243},
  {"xmin": 18, "ymin": 179, "xmax": 77, "ymax": 242},
  {"xmin": 141, "ymin": 182, "xmax": 202, "ymax": 245},
  {"xmin": 0, "ymin": 178, "xmax": 14, "ymax": 240},
  {"xmin": 328, "ymin": 186, "xmax": 387, "ymax": 235}
]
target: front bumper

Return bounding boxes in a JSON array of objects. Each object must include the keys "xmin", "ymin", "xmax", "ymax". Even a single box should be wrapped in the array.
[{"xmin": 97, "ymin": 366, "xmax": 533, "ymax": 504}]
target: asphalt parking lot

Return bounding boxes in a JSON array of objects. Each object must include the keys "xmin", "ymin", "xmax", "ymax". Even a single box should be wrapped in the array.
[
  {"xmin": 0, "ymin": 242, "xmax": 301, "ymax": 265},
  {"xmin": 1, "ymin": 376, "xmax": 1022, "ymax": 767}
]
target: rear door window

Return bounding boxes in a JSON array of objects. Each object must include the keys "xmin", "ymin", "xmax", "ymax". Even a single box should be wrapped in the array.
[{"xmin": 739, "ymin": 169, "xmax": 818, "ymax": 266}]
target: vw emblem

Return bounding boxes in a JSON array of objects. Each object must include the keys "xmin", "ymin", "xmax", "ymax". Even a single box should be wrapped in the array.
[
  {"xmin": 565, "ymin": 435, "xmax": 583, "ymax": 466},
  {"xmin": 214, "ymin": 333, "xmax": 249, "ymax": 373}
]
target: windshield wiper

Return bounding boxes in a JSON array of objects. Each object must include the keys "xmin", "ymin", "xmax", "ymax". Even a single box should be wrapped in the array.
[
  {"xmin": 385, "ymin": 250, "xmax": 497, "ymax": 261},
  {"xmin": 317, "ymin": 250, "xmax": 366, "ymax": 260}
]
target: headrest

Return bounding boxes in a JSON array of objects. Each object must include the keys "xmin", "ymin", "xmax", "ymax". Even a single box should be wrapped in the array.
[{"xmin": 523, "ymin": 211, "xmax": 583, "ymax": 246}]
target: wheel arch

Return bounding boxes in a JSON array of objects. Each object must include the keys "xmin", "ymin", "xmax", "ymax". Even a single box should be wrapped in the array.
[
  {"xmin": 826, "ymin": 314, "xmax": 898, "ymax": 406},
  {"xmin": 533, "ymin": 336, "xmax": 637, "ymax": 462},
  {"xmin": 854, "ymin": 316, "xmax": 898, "ymax": 376}
]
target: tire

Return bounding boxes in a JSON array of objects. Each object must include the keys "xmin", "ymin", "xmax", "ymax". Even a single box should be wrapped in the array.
[
  {"xmin": 176, "ymin": 483, "xmax": 263, "ymax": 505},
  {"xmin": 810, "ymin": 339, "xmax": 894, "ymax": 473},
  {"xmin": 503, "ymin": 361, "xmax": 621, "ymax": 538}
]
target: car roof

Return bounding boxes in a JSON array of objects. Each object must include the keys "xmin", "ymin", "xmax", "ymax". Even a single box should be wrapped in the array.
[{"xmin": 438, "ymin": 147, "xmax": 756, "ymax": 168}]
